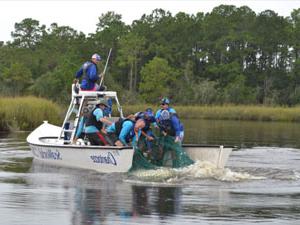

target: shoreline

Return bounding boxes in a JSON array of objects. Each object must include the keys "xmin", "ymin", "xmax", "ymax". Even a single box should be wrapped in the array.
[{"xmin": 1, "ymin": 97, "xmax": 300, "ymax": 132}]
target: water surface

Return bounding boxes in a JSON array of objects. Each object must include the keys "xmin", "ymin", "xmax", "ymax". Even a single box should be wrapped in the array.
[{"xmin": 0, "ymin": 120, "xmax": 300, "ymax": 225}]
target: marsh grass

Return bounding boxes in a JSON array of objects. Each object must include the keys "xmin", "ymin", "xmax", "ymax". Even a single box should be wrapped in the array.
[
  {"xmin": 122, "ymin": 104, "xmax": 300, "ymax": 122},
  {"xmin": 1, "ymin": 98, "xmax": 300, "ymax": 132},
  {"xmin": 0, "ymin": 96, "xmax": 62, "ymax": 131}
]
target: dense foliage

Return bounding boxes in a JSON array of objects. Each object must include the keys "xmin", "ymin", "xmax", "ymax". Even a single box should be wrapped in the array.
[{"xmin": 1, "ymin": 6, "xmax": 300, "ymax": 106}]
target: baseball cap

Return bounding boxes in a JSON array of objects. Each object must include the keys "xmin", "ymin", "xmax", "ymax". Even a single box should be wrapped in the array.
[{"xmin": 92, "ymin": 53, "xmax": 101, "ymax": 61}]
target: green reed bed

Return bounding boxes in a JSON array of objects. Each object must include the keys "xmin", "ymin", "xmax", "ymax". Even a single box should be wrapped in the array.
[
  {"xmin": 1, "ymin": 100, "xmax": 300, "ymax": 132},
  {"xmin": 0, "ymin": 96, "xmax": 62, "ymax": 131},
  {"xmin": 122, "ymin": 104, "xmax": 300, "ymax": 122}
]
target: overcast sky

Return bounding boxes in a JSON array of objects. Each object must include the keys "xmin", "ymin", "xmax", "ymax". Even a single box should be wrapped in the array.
[{"xmin": 1, "ymin": 0, "xmax": 300, "ymax": 42}]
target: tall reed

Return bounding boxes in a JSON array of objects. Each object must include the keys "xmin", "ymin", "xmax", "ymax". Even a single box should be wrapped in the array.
[
  {"xmin": 2, "ymin": 99, "xmax": 300, "ymax": 132},
  {"xmin": 0, "ymin": 96, "xmax": 62, "ymax": 131}
]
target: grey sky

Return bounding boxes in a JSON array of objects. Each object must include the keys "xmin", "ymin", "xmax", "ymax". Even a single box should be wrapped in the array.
[{"xmin": 1, "ymin": 0, "xmax": 299, "ymax": 42}]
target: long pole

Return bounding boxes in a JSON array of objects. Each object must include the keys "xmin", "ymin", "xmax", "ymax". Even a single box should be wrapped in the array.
[{"xmin": 99, "ymin": 48, "xmax": 112, "ymax": 87}]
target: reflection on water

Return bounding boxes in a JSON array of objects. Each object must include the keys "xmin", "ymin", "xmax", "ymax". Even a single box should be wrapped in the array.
[
  {"xmin": 183, "ymin": 119, "xmax": 300, "ymax": 148},
  {"xmin": 131, "ymin": 186, "xmax": 181, "ymax": 217},
  {"xmin": 1, "ymin": 120, "xmax": 300, "ymax": 224},
  {"xmin": 132, "ymin": 186, "xmax": 150, "ymax": 216}
]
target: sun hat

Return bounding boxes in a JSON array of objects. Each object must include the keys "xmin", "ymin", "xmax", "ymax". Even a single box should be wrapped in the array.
[{"xmin": 95, "ymin": 99, "xmax": 108, "ymax": 107}]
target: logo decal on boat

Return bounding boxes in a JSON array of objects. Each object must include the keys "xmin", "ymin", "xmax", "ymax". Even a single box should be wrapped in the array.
[
  {"xmin": 32, "ymin": 146, "xmax": 62, "ymax": 160},
  {"xmin": 90, "ymin": 152, "xmax": 117, "ymax": 165}
]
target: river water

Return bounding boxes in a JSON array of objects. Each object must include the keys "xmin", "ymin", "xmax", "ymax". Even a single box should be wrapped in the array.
[{"xmin": 0, "ymin": 119, "xmax": 300, "ymax": 225}]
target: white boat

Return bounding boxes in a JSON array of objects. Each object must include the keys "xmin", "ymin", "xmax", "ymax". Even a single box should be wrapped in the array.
[
  {"xmin": 27, "ymin": 86, "xmax": 135, "ymax": 173},
  {"xmin": 27, "ymin": 121, "xmax": 134, "ymax": 173},
  {"xmin": 27, "ymin": 85, "xmax": 235, "ymax": 173}
]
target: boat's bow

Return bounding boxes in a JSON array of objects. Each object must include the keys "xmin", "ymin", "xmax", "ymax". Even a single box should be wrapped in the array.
[
  {"xmin": 27, "ymin": 121, "xmax": 134, "ymax": 173},
  {"xmin": 27, "ymin": 121, "xmax": 61, "ymax": 145}
]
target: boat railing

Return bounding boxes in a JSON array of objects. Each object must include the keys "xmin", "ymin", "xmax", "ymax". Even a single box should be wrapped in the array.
[
  {"xmin": 57, "ymin": 85, "xmax": 124, "ymax": 144},
  {"xmin": 72, "ymin": 84, "xmax": 123, "ymax": 117}
]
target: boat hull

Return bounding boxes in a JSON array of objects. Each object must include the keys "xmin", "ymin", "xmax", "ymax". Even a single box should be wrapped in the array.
[
  {"xmin": 27, "ymin": 122, "xmax": 234, "ymax": 172},
  {"xmin": 29, "ymin": 143, "xmax": 134, "ymax": 173},
  {"xmin": 183, "ymin": 144, "xmax": 233, "ymax": 168},
  {"xmin": 27, "ymin": 122, "xmax": 134, "ymax": 173}
]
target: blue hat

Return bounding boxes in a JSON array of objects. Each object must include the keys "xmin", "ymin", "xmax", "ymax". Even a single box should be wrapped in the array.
[
  {"xmin": 145, "ymin": 108, "xmax": 153, "ymax": 117},
  {"xmin": 92, "ymin": 53, "xmax": 101, "ymax": 61},
  {"xmin": 161, "ymin": 97, "xmax": 170, "ymax": 105}
]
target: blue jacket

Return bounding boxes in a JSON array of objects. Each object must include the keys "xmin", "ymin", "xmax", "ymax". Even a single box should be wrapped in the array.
[
  {"xmin": 75, "ymin": 61, "xmax": 99, "ymax": 90},
  {"xmin": 158, "ymin": 113, "xmax": 183, "ymax": 137},
  {"xmin": 170, "ymin": 114, "xmax": 184, "ymax": 137},
  {"xmin": 106, "ymin": 120, "xmax": 135, "ymax": 145}
]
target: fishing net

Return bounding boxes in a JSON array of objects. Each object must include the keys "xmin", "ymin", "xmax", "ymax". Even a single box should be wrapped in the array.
[{"xmin": 130, "ymin": 135, "xmax": 194, "ymax": 171}]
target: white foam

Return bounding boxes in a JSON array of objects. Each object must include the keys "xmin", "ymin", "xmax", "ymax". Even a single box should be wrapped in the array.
[
  {"xmin": 178, "ymin": 161, "xmax": 265, "ymax": 182},
  {"xmin": 290, "ymin": 170, "xmax": 300, "ymax": 180},
  {"xmin": 128, "ymin": 160, "xmax": 265, "ymax": 183}
]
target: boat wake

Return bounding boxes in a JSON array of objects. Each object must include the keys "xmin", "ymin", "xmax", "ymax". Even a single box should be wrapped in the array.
[
  {"xmin": 126, "ymin": 160, "xmax": 265, "ymax": 184},
  {"xmin": 179, "ymin": 161, "xmax": 265, "ymax": 182}
]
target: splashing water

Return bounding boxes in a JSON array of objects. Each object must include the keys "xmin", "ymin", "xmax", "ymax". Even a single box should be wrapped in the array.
[
  {"xmin": 179, "ymin": 161, "xmax": 266, "ymax": 182},
  {"xmin": 127, "ymin": 160, "xmax": 265, "ymax": 184}
]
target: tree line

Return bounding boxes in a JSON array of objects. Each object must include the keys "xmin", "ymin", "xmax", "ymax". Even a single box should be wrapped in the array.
[{"xmin": 1, "ymin": 5, "xmax": 300, "ymax": 106}]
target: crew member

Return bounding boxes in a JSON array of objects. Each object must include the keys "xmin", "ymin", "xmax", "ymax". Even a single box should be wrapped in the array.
[
  {"xmin": 75, "ymin": 53, "xmax": 104, "ymax": 91},
  {"xmin": 84, "ymin": 99, "xmax": 112, "ymax": 145}
]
